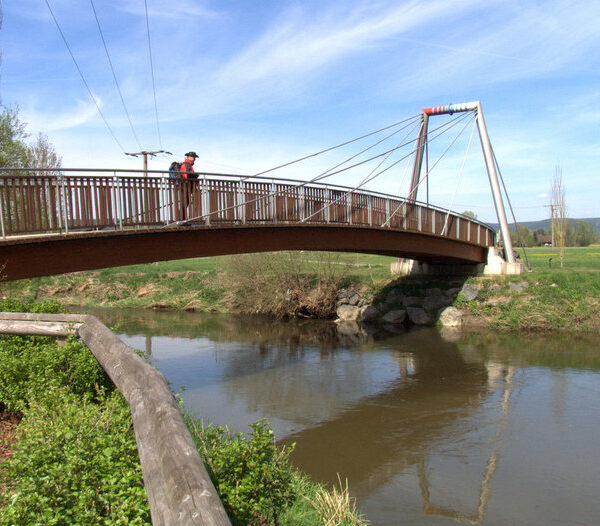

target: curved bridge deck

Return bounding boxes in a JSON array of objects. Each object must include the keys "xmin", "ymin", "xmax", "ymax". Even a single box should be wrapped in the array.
[{"xmin": 0, "ymin": 170, "xmax": 495, "ymax": 281}]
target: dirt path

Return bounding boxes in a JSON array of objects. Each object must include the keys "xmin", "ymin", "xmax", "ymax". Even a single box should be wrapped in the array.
[{"xmin": 0, "ymin": 408, "xmax": 20, "ymax": 496}]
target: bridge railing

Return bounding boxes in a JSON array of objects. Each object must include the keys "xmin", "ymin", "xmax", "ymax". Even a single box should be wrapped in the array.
[{"xmin": 0, "ymin": 168, "xmax": 495, "ymax": 247}]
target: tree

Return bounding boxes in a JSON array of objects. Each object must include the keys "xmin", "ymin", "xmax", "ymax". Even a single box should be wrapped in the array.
[
  {"xmin": 0, "ymin": 106, "xmax": 62, "ymax": 172},
  {"xmin": 461, "ymin": 210, "xmax": 477, "ymax": 219},
  {"xmin": 0, "ymin": 107, "xmax": 30, "ymax": 168},
  {"xmin": 510, "ymin": 224, "xmax": 534, "ymax": 247},
  {"xmin": 572, "ymin": 220, "xmax": 598, "ymax": 247}
]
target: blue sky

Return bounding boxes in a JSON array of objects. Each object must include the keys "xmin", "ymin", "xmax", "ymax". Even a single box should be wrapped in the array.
[{"xmin": 1, "ymin": 0, "xmax": 598, "ymax": 223}]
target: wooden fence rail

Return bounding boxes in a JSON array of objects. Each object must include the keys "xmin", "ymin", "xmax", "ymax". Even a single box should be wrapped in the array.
[
  {"xmin": 0, "ymin": 172, "xmax": 495, "ymax": 248},
  {"xmin": 0, "ymin": 312, "xmax": 231, "ymax": 526}
]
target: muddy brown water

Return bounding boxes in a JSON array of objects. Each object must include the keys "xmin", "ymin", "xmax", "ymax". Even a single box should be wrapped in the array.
[{"xmin": 86, "ymin": 307, "xmax": 600, "ymax": 526}]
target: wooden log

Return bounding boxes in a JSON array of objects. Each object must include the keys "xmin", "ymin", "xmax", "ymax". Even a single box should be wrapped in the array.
[
  {"xmin": 77, "ymin": 315, "xmax": 231, "ymax": 526},
  {"xmin": 0, "ymin": 320, "xmax": 80, "ymax": 336},
  {"xmin": 0, "ymin": 312, "xmax": 231, "ymax": 526}
]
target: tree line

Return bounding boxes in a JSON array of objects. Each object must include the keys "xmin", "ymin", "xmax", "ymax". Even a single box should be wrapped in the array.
[{"xmin": 510, "ymin": 222, "xmax": 599, "ymax": 247}]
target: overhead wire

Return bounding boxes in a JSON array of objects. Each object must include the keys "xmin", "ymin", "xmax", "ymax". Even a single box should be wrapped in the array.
[
  {"xmin": 89, "ymin": 0, "xmax": 142, "ymax": 150},
  {"xmin": 144, "ymin": 0, "xmax": 162, "ymax": 148},
  {"xmin": 44, "ymin": 0, "xmax": 126, "ymax": 153}
]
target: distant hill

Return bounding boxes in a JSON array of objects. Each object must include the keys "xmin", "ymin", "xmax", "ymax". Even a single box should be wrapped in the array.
[{"xmin": 488, "ymin": 217, "xmax": 600, "ymax": 234}]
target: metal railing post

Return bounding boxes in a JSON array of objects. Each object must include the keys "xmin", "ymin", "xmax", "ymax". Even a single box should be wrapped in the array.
[
  {"xmin": 0, "ymin": 180, "xmax": 5, "ymax": 238},
  {"xmin": 418, "ymin": 206, "xmax": 422, "ymax": 232},
  {"xmin": 299, "ymin": 185, "xmax": 305, "ymax": 222},
  {"xmin": 203, "ymin": 175, "xmax": 210, "ymax": 225},
  {"xmin": 325, "ymin": 188, "xmax": 331, "ymax": 223},
  {"xmin": 347, "ymin": 193, "xmax": 352, "ymax": 225},
  {"xmin": 238, "ymin": 180, "xmax": 246, "ymax": 224},
  {"xmin": 115, "ymin": 173, "xmax": 123, "ymax": 230},
  {"xmin": 270, "ymin": 182, "xmax": 277, "ymax": 223},
  {"xmin": 385, "ymin": 199, "xmax": 391, "ymax": 228},
  {"xmin": 61, "ymin": 176, "xmax": 69, "ymax": 235},
  {"xmin": 368, "ymin": 195, "xmax": 372, "ymax": 226}
]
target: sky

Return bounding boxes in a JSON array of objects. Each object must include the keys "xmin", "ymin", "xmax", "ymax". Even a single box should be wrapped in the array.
[{"xmin": 1, "ymin": 0, "xmax": 599, "ymax": 223}]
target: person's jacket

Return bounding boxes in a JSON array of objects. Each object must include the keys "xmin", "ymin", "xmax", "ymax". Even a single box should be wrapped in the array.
[{"xmin": 181, "ymin": 160, "xmax": 198, "ymax": 179}]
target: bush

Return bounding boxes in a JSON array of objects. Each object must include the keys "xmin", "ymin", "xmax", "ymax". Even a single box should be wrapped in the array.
[
  {"xmin": 0, "ymin": 333, "xmax": 113, "ymax": 413},
  {"xmin": 187, "ymin": 418, "xmax": 296, "ymax": 525},
  {"xmin": 218, "ymin": 252, "xmax": 340, "ymax": 319},
  {"xmin": 0, "ymin": 387, "xmax": 150, "ymax": 525},
  {"xmin": 0, "ymin": 298, "xmax": 150, "ymax": 524}
]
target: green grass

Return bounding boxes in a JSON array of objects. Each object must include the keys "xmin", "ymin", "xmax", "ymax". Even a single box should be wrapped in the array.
[{"xmin": 518, "ymin": 246, "xmax": 600, "ymax": 271}]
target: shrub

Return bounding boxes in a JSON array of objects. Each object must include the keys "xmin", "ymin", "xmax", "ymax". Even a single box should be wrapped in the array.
[
  {"xmin": 187, "ymin": 418, "xmax": 296, "ymax": 525},
  {"xmin": 218, "ymin": 252, "xmax": 339, "ymax": 318},
  {"xmin": 0, "ymin": 334, "xmax": 113, "ymax": 413},
  {"xmin": 0, "ymin": 387, "xmax": 150, "ymax": 525}
]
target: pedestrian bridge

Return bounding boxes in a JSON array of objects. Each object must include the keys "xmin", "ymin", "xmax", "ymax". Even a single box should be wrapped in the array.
[{"xmin": 0, "ymin": 169, "xmax": 495, "ymax": 281}]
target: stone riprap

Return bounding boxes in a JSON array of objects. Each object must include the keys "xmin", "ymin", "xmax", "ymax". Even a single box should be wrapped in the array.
[{"xmin": 335, "ymin": 281, "xmax": 473, "ymax": 328}]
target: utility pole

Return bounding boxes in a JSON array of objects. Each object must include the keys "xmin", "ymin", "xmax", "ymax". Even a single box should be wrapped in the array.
[
  {"xmin": 544, "ymin": 204, "xmax": 556, "ymax": 247},
  {"xmin": 125, "ymin": 150, "xmax": 171, "ymax": 177}
]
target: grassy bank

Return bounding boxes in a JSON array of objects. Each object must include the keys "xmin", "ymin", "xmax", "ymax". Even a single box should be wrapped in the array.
[
  {"xmin": 0, "ymin": 300, "xmax": 368, "ymax": 525},
  {"xmin": 1, "ymin": 252, "xmax": 395, "ymax": 316},
  {"xmin": 2, "ymin": 247, "xmax": 599, "ymax": 331}
]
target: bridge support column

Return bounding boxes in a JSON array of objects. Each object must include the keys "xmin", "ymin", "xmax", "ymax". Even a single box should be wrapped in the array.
[{"xmin": 390, "ymin": 248, "xmax": 523, "ymax": 277}]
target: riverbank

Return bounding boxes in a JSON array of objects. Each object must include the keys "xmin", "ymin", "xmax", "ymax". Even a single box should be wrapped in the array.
[
  {"xmin": 0, "ymin": 300, "xmax": 367, "ymax": 525},
  {"xmin": 2, "ymin": 248, "xmax": 599, "ymax": 332}
]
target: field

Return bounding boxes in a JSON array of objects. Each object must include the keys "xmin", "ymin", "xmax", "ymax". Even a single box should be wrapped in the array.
[{"xmin": 517, "ymin": 246, "xmax": 600, "ymax": 272}]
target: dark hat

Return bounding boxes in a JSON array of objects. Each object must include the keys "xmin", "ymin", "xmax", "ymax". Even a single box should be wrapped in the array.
[{"xmin": 185, "ymin": 151, "xmax": 198, "ymax": 158}]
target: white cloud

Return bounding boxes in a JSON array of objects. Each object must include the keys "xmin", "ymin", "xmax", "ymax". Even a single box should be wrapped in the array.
[{"xmin": 22, "ymin": 98, "xmax": 100, "ymax": 132}]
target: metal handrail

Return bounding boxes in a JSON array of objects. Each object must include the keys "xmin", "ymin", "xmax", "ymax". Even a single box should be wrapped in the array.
[{"xmin": 0, "ymin": 167, "xmax": 495, "ymax": 230}]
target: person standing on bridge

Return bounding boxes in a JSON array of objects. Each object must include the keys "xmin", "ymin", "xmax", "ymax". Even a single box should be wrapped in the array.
[{"xmin": 179, "ymin": 151, "xmax": 199, "ymax": 221}]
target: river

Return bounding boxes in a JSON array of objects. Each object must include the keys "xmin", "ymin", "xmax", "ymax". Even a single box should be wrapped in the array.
[{"xmin": 88, "ymin": 307, "xmax": 600, "ymax": 526}]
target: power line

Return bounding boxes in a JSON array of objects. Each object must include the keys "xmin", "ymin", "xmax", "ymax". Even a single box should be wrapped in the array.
[
  {"xmin": 44, "ymin": 0, "xmax": 126, "ymax": 153},
  {"xmin": 144, "ymin": 0, "xmax": 162, "ymax": 148},
  {"xmin": 89, "ymin": 0, "xmax": 142, "ymax": 150}
]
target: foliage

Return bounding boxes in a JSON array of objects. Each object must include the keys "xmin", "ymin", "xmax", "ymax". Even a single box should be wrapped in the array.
[
  {"xmin": 0, "ymin": 299, "xmax": 112, "ymax": 413},
  {"xmin": 187, "ymin": 417, "xmax": 296, "ymax": 525},
  {"xmin": 510, "ymin": 224, "xmax": 534, "ymax": 247},
  {"xmin": 0, "ymin": 106, "xmax": 62, "ymax": 170},
  {"xmin": 568, "ymin": 220, "xmax": 599, "ymax": 247},
  {"xmin": 0, "ymin": 387, "xmax": 150, "ymax": 525},
  {"xmin": 218, "ymin": 252, "xmax": 342, "ymax": 319},
  {"xmin": 0, "ymin": 299, "xmax": 150, "ymax": 524}
]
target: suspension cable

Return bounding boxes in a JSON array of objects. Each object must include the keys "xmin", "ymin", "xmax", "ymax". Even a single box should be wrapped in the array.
[
  {"xmin": 44, "ymin": 0, "xmax": 126, "ymax": 153},
  {"xmin": 441, "ymin": 116, "xmax": 477, "ymax": 235},
  {"xmin": 89, "ymin": 0, "xmax": 142, "ymax": 150},
  {"xmin": 238, "ymin": 114, "xmax": 421, "ymax": 182},
  {"xmin": 144, "ymin": 0, "xmax": 162, "ymax": 148},
  {"xmin": 382, "ymin": 112, "xmax": 474, "ymax": 227},
  {"xmin": 169, "ymin": 112, "xmax": 472, "ymax": 227},
  {"xmin": 300, "ymin": 119, "xmax": 421, "ymax": 223}
]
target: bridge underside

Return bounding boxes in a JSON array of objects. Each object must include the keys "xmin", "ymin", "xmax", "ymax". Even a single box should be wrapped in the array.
[{"xmin": 0, "ymin": 224, "xmax": 488, "ymax": 282}]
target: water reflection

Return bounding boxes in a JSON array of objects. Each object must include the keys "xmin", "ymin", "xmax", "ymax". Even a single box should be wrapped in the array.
[{"xmin": 85, "ymin": 307, "xmax": 600, "ymax": 526}]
